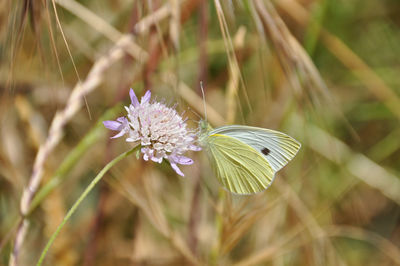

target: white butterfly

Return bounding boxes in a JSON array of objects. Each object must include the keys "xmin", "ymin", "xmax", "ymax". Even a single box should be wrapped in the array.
[{"xmin": 199, "ymin": 121, "xmax": 301, "ymax": 194}]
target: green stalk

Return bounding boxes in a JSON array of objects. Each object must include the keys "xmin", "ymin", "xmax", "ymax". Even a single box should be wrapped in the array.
[
  {"xmin": 36, "ymin": 145, "xmax": 139, "ymax": 266},
  {"xmin": 29, "ymin": 105, "xmax": 122, "ymax": 214}
]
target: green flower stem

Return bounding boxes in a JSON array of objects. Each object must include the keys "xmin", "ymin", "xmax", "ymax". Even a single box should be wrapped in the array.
[
  {"xmin": 29, "ymin": 105, "xmax": 122, "ymax": 215},
  {"xmin": 36, "ymin": 145, "xmax": 139, "ymax": 266},
  {"xmin": 0, "ymin": 108, "xmax": 122, "ymax": 254}
]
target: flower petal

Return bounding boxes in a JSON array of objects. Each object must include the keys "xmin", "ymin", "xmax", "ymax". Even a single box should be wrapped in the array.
[
  {"xmin": 141, "ymin": 147, "xmax": 153, "ymax": 161},
  {"xmin": 130, "ymin": 88, "xmax": 140, "ymax": 107},
  {"xmin": 111, "ymin": 130, "xmax": 126, "ymax": 139},
  {"xmin": 170, "ymin": 163, "xmax": 185, "ymax": 177},
  {"xmin": 103, "ymin": 120, "xmax": 121, "ymax": 131},
  {"xmin": 141, "ymin": 90, "xmax": 151, "ymax": 104},
  {"xmin": 170, "ymin": 155, "xmax": 193, "ymax": 165},
  {"xmin": 117, "ymin": 116, "xmax": 128, "ymax": 124},
  {"xmin": 151, "ymin": 156, "xmax": 163, "ymax": 163}
]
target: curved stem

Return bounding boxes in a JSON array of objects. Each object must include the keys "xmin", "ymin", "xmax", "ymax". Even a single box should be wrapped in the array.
[{"xmin": 37, "ymin": 145, "xmax": 139, "ymax": 266}]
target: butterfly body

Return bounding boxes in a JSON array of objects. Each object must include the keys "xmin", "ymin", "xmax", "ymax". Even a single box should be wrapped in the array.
[{"xmin": 199, "ymin": 121, "xmax": 301, "ymax": 194}]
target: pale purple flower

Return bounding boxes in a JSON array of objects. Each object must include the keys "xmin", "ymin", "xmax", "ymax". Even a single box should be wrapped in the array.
[{"xmin": 103, "ymin": 89, "xmax": 201, "ymax": 176}]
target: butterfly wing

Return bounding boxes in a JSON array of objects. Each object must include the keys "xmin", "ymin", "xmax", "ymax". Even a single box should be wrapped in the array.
[
  {"xmin": 205, "ymin": 133, "xmax": 275, "ymax": 194},
  {"xmin": 210, "ymin": 125, "xmax": 301, "ymax": 173}
]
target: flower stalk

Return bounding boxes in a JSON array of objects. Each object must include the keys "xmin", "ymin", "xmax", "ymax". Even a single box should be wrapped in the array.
[{"xmin": 36, "ymin": 145, "xmax": 139, "ymax": 266}]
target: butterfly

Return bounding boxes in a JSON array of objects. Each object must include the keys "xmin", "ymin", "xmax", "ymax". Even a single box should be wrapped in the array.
[{"xmin": 199, "ymin": 120, "xmax": 301, "ymax": 194}]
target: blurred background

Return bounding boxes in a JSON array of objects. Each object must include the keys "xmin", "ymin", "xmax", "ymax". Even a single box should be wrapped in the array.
[{"xmin": 1, "ymin": 0, "xmax": 400, "ymax": 265}]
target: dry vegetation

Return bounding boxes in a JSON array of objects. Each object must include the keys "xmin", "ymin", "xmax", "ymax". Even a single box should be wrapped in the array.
[{"xmin": 1, "ymin": 0, "xmax": 400, "ymax": 265}]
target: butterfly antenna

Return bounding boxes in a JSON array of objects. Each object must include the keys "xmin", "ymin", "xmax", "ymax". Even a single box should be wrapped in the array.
[{"xmin": 200, "ymin": 81, "xmax": 207, "ymax": 122}]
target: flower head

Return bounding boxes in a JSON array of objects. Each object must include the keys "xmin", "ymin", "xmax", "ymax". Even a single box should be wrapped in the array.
[{"xmin": 103, "ymin": 89, "xmax": 201, "ymax": 176}]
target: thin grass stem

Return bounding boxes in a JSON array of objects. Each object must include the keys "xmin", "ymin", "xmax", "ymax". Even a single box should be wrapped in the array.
[
  {"xmin": 36, "ymin": 145, "xmax": 139, "ymax": 266},
  {"xmin": 29, "ymin": 105, "xmax": 122, "ymax": 214}
]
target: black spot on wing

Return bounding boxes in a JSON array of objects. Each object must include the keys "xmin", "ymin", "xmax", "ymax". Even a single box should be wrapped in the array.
[{"xmin": 261, "ymin": 148, "xmax": 270, "ymax": 156}]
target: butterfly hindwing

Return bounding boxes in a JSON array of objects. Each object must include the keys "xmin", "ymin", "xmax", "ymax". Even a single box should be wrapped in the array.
[
  {"xmin": 206, "ymin": 133, "xmax": 275, "ymax": 194},
  {"xmin": 209, "ymin": 125, "xmax": 301, "ymax": 173}
]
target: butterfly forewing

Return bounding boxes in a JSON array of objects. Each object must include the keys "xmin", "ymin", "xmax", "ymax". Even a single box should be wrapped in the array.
[
  {"xmin": 206, "ymin": 133, "xmax": 275, "ymax": 194},
  {"xmin": 210, "ymin": 125, "xmax": 301, "ymax": 173}
]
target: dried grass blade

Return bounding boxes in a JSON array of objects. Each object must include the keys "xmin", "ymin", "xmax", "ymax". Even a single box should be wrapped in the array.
[
  {"xmin": 254, "ymin": 0, "xmax": 330, "ymax": 103},
  {"xmin": 291, "ymin": 115, "xmax": 400, "ymax": 205},
  {"xmin": 55, "ymin": 0, "xmax": 148, "ymax": 61},
  {"xmin": 277, "ymin": 0, "xmax": 400, "ymax": 120},
  {"xmin": 107, "ymin": 173, "xmax": 201, "ymax": 265},
  {"xmin": 214, "ymin": 0, "xmax": 252, "ymax": 115}
]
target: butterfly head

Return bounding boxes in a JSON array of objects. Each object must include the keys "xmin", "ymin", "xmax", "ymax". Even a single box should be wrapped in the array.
[
  {"xmin": 198, "ymin": 119, "xmax": 213, "ymax": 144},
  {"xmin": 199, "ymin": 119, "xmax": 213, "ymax": 132}
]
